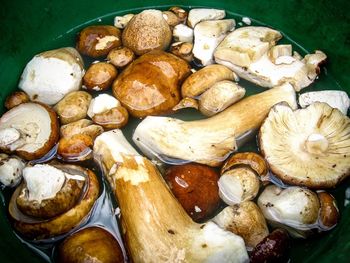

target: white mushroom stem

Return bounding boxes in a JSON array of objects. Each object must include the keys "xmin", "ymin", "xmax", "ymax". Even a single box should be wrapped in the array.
[
  {"xmin": 93, "ymin": 130, "xmax": 249, "ymax": 263},
  {"xmin": 0, "ymin": 154, "xmax": 25, "ymax": 187},
  {"xmin": 193, "ymin": 19, "xmax": 235, "ymax": 66},
  {"xmin": 173, "ymin": 24, "xmax": 194, "ymax": 43},
  {"xmin": 133, "ymin": 83, "xmax": 297, "ymax": 166}
]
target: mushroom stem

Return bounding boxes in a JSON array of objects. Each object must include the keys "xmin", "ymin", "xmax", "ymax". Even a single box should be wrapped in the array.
[
  {"xmin": 133, "ymin": 83, "xmax": 297, "ymax": 166},
  {"xmin": 305, "ymin": 133, "xmax": 329, "ymax": 154},
  {"xmin": 93, "ymin": 130, "xmax": 249, "ymax": 263}
]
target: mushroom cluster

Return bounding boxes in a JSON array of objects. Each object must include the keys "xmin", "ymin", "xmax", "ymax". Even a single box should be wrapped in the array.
[{"xmin": 0, "ymin": 6, "xmax": 349, "ymax": 263}]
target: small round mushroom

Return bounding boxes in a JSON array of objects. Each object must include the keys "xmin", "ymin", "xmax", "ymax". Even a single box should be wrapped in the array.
[
  {"xmin": 92, "ymin": 106, "xmax": 129, "ymax": 129},
  {"xmin": 259, "ymin": 102, "xmax": 350, "ymax": 188},
  {"xmin": 0, "ymin": 103, "xmax": 59, "ymax": 160},
  {"xmin": 60, "ymin": 119, "xmax": 104, "ymax": 139},
  {"xmin": 9, "ymin": 163, "xmax": 99, "ymax": 239},
  {"xmin": 170, "ymin": 42, "xmax": 193, "ymax": 62},
  {"xmin": 257, "ymin": 185, "xmax": 320, "ymax": 238},
  {"xmin": 58, "ymin": 226, "xmax": 125, "ymax": 263},
  {"xmin": 107, "ymin": 47, "xmax": 135, "ymax": 68},
  {"xmin": 165, "ymin": 163, "xmax": 220, "ymax": 222},
  {"xmin": 5, "ymin": 91, "xmax": 30, "ymax": 110},
  {"xmin": 250, "ymin": 229, "xmax": 290, "ymax": 263},
  {"xmin": 169, "ymin": 6, "xmax": 188, "ymax": 23},
  {"xmin": 212, "ymin": 201, "xmax": 269, "ymax": 249},
  {"xmin": 54, "ymin": 91, "xmax": 92, "ymax": 124},
  {"xmin": 16, "ymin": 164, "xmax": 85, "ymax": 218},
  {"xmin": 317, "ymin": 191, "xmax": 339, "ymax": 229},
  {"xmin": 87, "ymin": 93, "xmax": 120, "ymax": 119},
  {"xmin": 57, "ymin": 134, "xmax": 93, "ymax": 162},
  {"xmin": 218, "ymin": 167, "xmax": 260, "ymax": 205},
  {"xmin": 76, "ymin": 25, "xmax": 121, "ymax": 58},
  {"xmin": 0, "ymin": 154, "xmax": 25, "ymax": 187},
  {"xmin": 162, "ymin": 11, "xmax": 181, "ymax": 27},
  {"xmin": 114, "ymin": 13, "xmax": 134, "ymax": 29},
  {"xmin": 122, "ymin": 9, "xmax": 172, "ymax": 55},
  {"xmin": 83, "ymin": 62, "xmax": 118, "ymax": 91},
  {"xmin": 18, "ymin": 47, "xmax": 85, "ymax": 105},
  {"xmin": 199, "ymin": 81, "xmax": 245, "ymax": 116}
]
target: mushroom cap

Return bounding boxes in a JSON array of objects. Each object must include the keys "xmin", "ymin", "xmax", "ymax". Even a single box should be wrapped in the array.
[
  {"xmin": 259, "ymin": 102, "xmax": 350, "ymax": 188},
  {"xmin": 0, "ymin": 103, "xmax": 59, "ymax": 160}
]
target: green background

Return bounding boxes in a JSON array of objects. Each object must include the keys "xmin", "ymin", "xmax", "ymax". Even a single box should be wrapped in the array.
[{"xmin": 0, "ymin": 0, "xmax": 349, "ymax": 262}]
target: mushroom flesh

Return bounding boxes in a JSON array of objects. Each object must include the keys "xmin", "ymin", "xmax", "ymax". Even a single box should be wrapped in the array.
[{"xmin": 0, "ymin": 154, "xmax": 25, "ymax": 187}]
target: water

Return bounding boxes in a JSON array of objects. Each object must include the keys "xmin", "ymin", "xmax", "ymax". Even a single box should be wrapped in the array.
[{"xmin": 0, "ymin": 7, "xmax": 349, "ymax": 263}]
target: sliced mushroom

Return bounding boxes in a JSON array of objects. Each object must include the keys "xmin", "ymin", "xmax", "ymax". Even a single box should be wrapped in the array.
[
  {"xmin": 199, "ymin": 81, "xmax": 245, "ymax": 116},
  {"xmin": 214, "ymin": 26, "xmax": 282, "ymax": 67},
  {"xmin": 257, "ymin": 185, "xmax": 320, "ymax": 238},
  {"xmin": 0, "ymin": 154, "xmax": 25, "ymax": 187},
  {"xmin": 193, "ymin": 19, "xmax": 235, "ymax": 66},
  {"xmin": 173, "ymin": 24, "xmax": 194, "ymax": 43},
  {"xmin": 299, "ymin": 90, "xmax": 350, "ymax": 115},
  {"xmin": 259, "ymin": 102, "xmax": 350, "ymax": 188},
  {"xmin": 187, "ymin": 8, "xmax": 226, "ymax": 28},
  {"xmin": 18, "ymin": 47, "xmax": 85, "ymax": 105},
  {"xmin": 0, "ymin": 103, "xmax": 59, "ymax": 160},
  {"xmin": 114, "ymin": 14, "xmax": 134, "ymax": 29},
  {"xmin": 213, "ymin": 202, "xmax": 269, "ymax": 249}
]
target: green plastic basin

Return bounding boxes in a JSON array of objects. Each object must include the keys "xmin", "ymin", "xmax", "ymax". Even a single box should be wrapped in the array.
[{"xmin": 0, "ymin": 0, "xmax": 349, "ymax": 262}]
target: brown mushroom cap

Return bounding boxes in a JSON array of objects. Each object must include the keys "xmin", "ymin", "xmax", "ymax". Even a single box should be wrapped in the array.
[
  {"xmin": 259, "ymin": 102, "xmax": 350, "ymax": 188},
  {"xmin": 112, "ymin": 50, "xmax": 191, "ymax": 118},
  {"xmin": 0, "ymin": 103, "xmax": 59, "ymax": 160}
]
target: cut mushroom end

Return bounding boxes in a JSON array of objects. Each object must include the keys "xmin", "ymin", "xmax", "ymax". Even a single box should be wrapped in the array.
[
  {"xmin": 0, "ymin": 154, "xmax": 25, "ymax": 187},
  {"xmin": 0, "ymin": 103, "xmax": 59, "ymax": 161}
]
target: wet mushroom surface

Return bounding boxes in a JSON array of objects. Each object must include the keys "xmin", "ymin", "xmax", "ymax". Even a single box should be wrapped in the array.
[{"xmin": 0, "ymin": 6, "xmax": 349, "ymax": 263}]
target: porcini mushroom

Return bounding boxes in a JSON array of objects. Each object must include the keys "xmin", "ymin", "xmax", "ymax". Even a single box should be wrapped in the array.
[
  {"xmin": 0, "ymin": 103, "xmax": 59, "ymax": 160},
  {"xmin": 173, "ymin": 24, "xmax": 194, "ymax": 43},
  {"xmin": 18, "ymin": 47, "xmax": 85, "ymax": 105},
  {"xmin": 193, "ymin": 19, "xmax": 235, "ymax": 66},
  {"xmin": 114, "ymin": 14, "xmax": 134, "ymax": 29},
  {"xmin": 93, "ymin": 129, "xmax": 249, "ymax": 263},
  {"xmin": 187, "ymin": 8, "xmax": 226, "ymax": 28},
  {"xmin": 299, "ymin": 90, "xmax": 350, "ymax": 115},
  {"xmin": 259, "ymin": 102, "xmax": 350, "ymax": 188},
  {"xmin": 133, "ymin": 83, "xmax": 297, "ymax": 166}
]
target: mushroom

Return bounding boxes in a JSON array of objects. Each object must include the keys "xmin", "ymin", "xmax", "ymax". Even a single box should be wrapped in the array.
[
  {"xmin": 107, "ymin": 47, "xmax": 135, "ymax": 68},
  {"xmin": 58, "ymin": 226, "xmax": 125, "ymax": 263},
  {"xmin": 112, "ymin": 51, "xmax": 191, "ymax": 118},
  {"xmin": 76, "ymin": 25, "xmax": 121, "ymax": 58},
  {"xmin": 122, "ymin": 9, "xmax": 172, "ymax": 55},
  {"xmin": 9, "ymin": 163, "xmax": 99, "ymax": 239},
  {"xmin": 162, "ymin": 11, "xmax": 182, "ymax": 27},
  {"xmin": 0, "ymin": 103, "xmax": 59, "ymax": 160},
  {"xmin": 317, "ymin": 191, "xmax": 339, "ymax": 229},
  {"xmin": 133, "ymin": 82, "xmax": 297, "ymax": 166},
  {"xmin": 257, "ymin": 185, "xmax": 321, "ymax": 238},
  {"xmin": 114, "ymin": 13, "xmax": 134, "ymax": 29},
  {"xmin": 4, "ymin": 91, "xmax": 30, "ymax": 110},
  {"xmin": 170, "ymin": 42, "xmax": 194, "ymax": 62},
  {"xmin": 214, "ymin": 26, "xmax": 282, "ymax": 67},
  {"xmin": 18, "ymin": 47, "xmax": 85, "ymax": 105},
  {"xmin": 169, "ymin": 6, "xmax": 188, "ymax": 23},
  {"xmin": 60, "ymin": 119, "xmax": 104, "ymax": 140},
  {"xmin": 299, "ymin": 90, "xmax": 350, "ymax": 115},
  {"xmin": 82, "ymin": 62, "xmax": 118, "ymax": 91},
  {"xmin": 187, "ymin": 8, "xmax": 226, "ymax": 28},
  {"xmin": 172, "ymin": 97, "xmax": 199, "ymax": 111},
  {"xmin": 93, "ymin": 129, "xmax": 249, "ymax": 262},
  {"xmin": 0, "ymin": 154, "xmax": 25, "ymax": 187},
  {"xmin": 164, "ymin": 163, "xmax": 220, "ymax": 222},
  {"xmin": 54, "ymin": 91, "xmax": 92, "ymax": 124},
  {"xmin": 259, "ymin": 102, "xmax": 350, "ymax": 188},
  {"xmin": 214, "ymin": 27, "xmax": 327, "ymax": 91},
  {"xmin": 212, "ymin": 201, "xmax": 269, "ymax": 249},
  {"xmin": 193, "ymin": 19, "xmax": 235, "ymax": 66},
  {"xmin": 87, "ymin": 94, "xmax": 121, "ymax": 119},
  {"xmin": 173, "ymin": 24, "xmax": 194, "ymax": 43},
  {"xmin": 181, "ymin": 64, "xmax": 238, "ymax": 98},
  {"xmin": 199, "ymin": 81, "xmax": 246, "ymax": 116},
  {"xmin": 250, "ymin": 229, "xmax": 290, "ymax": 263}
]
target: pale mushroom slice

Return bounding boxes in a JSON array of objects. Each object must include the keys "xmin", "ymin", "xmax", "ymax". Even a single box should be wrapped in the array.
[
  {"xmin": 187, "ymin": 8, "xmax": 226, "ymax": 28},
  {"xmin": 259, "ymin": 102, "xmax": 350, "ymax": 188},
  {"xmin": 193, "ymin": 19, "xmax": 235, "ymax": 66},
  {"xmin": 0, "ymin": 103, "xmax": 59, "ymax": 160},
  {"xmin": 214, "ymin": 26, "xmax": 282, "ymax": 67},
  {"xmin": 299, "ymin": 90, "xmax": 350, "ymax": 115}
]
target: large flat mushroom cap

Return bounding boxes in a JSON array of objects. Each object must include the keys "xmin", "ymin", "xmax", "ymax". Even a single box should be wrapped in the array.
[{"xmin": 259, "ymin": 102, "xmax": 350, "ymax": 188}]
